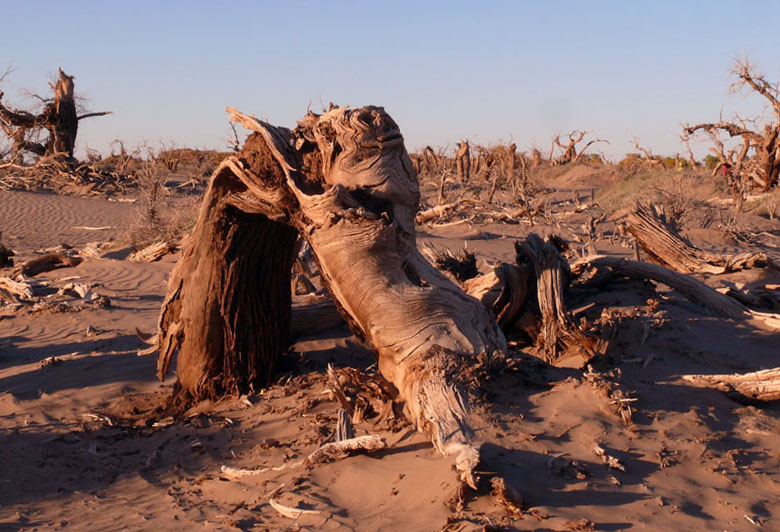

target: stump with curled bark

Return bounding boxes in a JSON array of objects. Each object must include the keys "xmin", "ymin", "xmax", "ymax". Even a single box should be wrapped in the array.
[
  {"xmin": 155, "ymin": 154, "xmax": 299, "ymax": 401},
  {"xmin": 157, "ymin": 105, "xmax": 506, "ymax": 485}
]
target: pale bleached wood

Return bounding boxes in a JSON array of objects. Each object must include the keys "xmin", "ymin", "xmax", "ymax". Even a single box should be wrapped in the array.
[
  {"xmin": 626, "ymin": 203, "xmax": 780, "ymax": 274},
  {"xmin": 226, "ymin": 106, "xmax": 506, "ymax": 487},
  {"xmin": 220, "ymin": 435, "xmax": 386, "ymax": 479},
  {"xmin": 683, "ymin": 367, "xmax": 780, "ymax": 402},
  {"xmin": 128, "ymin": 241, "xmax": 177, "ymax": 262}
]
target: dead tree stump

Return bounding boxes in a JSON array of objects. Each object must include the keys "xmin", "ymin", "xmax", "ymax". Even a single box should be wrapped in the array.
[
  {"xmin": 518, "ymin": 234, "xmax": 600, "ymax": 366},
  {"xmin": 158, "ymin": 105, "xmax": 506, "ymax": 484},
  {"xmin": 0, "ymin": 69, "xmax": 110, "ymax": 160},
  {"xmin": 156, "ymin": 149, "xmax": 298, "ymax": 401}
]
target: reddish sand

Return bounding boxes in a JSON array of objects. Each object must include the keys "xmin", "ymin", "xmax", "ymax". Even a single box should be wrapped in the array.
[{"xmin": 1, "ymin": 171, "xmax": 780, "ymax": 531}]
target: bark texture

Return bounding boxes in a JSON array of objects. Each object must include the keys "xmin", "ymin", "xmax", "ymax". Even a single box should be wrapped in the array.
[
  {"xmin": 518, "ymin": 234, "xmax": 600, "ymax": 365},
  {"xmin": 0, "ymin": 69, "xmax": 108, "ymax": 160},
  {"xmin": 626, "ymin": 203, "xmax": 780, "ymax": 274},
  {"xmin": 223, "ymin": 106, "xmax": 506, "ymax": 484},
  {"xmin": 156, "ymin": 155, "xmax": 298, "ymax": 401}
]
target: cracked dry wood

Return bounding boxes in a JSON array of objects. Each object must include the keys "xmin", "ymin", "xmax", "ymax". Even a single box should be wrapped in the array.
[
  {"xmin": 683, "ymin": 367, "xmax": 780, "ymax": 402},
  {"xmin": 575, "ymin": 256, "xmax": 780, "ymax": 329},
  {"xmin": 625, "ymin": 203, "xmax": 780, "ymax": 274},
  {"xmin": 155, "ymin": 155, "xmax": 299, "ymax": 400},
  {"xmin": 519, "ymin": 234, "xmax": 601, "ymax": 366},
  {"xmin": 220, "ymin": 105, "xmax": 506, "ymax": 486}
]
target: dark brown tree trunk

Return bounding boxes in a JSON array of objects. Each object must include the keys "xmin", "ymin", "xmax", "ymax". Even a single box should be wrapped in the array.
[
  {"xmin": 46, "ymin": 69, "xmax": 79, "ymax": 158},
  {"xmin": 0, "ymin": 68, "xmax": 108, "ymax": 161},
  {"xmin": 156, "ymin": 155, "xmax": 299, "ymax": 401}
]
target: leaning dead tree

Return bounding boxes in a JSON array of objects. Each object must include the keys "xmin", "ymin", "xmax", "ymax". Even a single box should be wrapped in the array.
[
  {"xmin": 684, "ymin": 58, "xmax": 780, "ymax": 191},
  {"xmin": 156, "ymin": 105, "xmax": 506, "ymax": 485},
  {"xmin": 0, "ymin": 68, "xmax": 110, "ymax": 160},
  {"xmin": 624, "ymin": 203, "xmax": 780, "ymax": 275}
]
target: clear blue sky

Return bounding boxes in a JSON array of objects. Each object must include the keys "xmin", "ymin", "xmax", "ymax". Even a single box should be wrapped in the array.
[{"xmin": 2, "ymin": 1, "xmax": 780, "ymax": 159}]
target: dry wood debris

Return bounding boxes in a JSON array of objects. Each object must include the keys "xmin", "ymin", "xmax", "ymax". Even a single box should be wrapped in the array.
[
  {"xmin": 128, "ymin": 240, "xmax": 178, "ymax": 262},
  {"xmin": 220, "ymin": 434, "xmax": 386, "ymax": 479},
  {"xmin": 683, "ymin": 367, "xmax": 780, "ymax": 402}
]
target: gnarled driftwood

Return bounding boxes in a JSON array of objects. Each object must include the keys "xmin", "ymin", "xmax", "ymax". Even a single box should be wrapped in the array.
[{"xmin": 157, "ymin": 105, "xmax": 506, "ymax": 486}]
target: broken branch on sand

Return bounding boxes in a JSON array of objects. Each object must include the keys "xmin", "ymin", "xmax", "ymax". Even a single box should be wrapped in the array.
[
  {"xmin": 574, "ymin": 255, "xmax": 780, "ymax": 329},
  {"xmin": 683, "ymin": 367, "xmax": 780, "ymax": 402},
  {"xmin": 220, "ymin": 434, "xmax": 386, "ymax": 479},
  {"xmin": 16, "ymin": 253, "xmax": 82, "ymax": 277}
]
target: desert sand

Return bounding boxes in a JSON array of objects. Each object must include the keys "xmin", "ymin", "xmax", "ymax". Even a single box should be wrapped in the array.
[{"xmin": 0, "ymin": 163, "xmax": 779, "ymax": 532}]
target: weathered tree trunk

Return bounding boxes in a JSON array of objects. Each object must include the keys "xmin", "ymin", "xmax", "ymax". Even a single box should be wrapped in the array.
[
  {"xmin": 758, "ymin": 125, "xmax": 779, "ymax": 191},
  {"xmin": 46, "ymin": 70, "xmax": 79, "ymax": 158},
  {"xmin": 156, "ymin": 154, "xmax": 299, "ymax": 401},
  {"xmin": 625, "ymin": 203, "xmax": 780, "ymax": 274},
  {"xmin": 455, "ymin": 140, "xmax": 470, "ymax": 183},
  {"xmin": 0, "ymin": 69, "xmax": 109, "ymax": 160},
  {"xmin": 463, "ymin": 262, "xmax": 529, "ymax": 330},
  {"xmin": 518, "ymin": 234, "xmax": 601, "ymax": 366},
  {"xmin": 220, "ymin": 106, "xmax": 505, "ymax": 485}
]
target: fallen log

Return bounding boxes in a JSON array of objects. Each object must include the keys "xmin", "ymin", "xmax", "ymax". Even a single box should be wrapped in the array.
[
  {"xmin": 575, "ymin": 256, "xmax": 780, "ymax": 329},
  {"xmin": 683, "ymin": 367, "xmax": 780, "ymax": 402},
  {"xmin": 16, "ymin": 253, "xmax": 82, "ymax": 277},
  {"xmin": 290, "ymin": 296, "xmax": 344, "ymax": 338},
  {"xmin": 625, "ymin": 203, "xmax": 780, "ymax": 274},
  {"xmin": 415, "ymin": 200, "xmax": 464, "ymax": 224}
]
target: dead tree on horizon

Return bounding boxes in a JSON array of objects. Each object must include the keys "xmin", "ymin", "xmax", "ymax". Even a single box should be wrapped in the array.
[
  {"xmin": 550, "ymin": 130, "xmax": 607, "ymax": 165},
  {"xmin": 684, "ymin": 58, "xmax": 780, "ymax": 192},
  {"xmin": 0, "ymin": 68, "xmax": 110, "ymax": 161}
]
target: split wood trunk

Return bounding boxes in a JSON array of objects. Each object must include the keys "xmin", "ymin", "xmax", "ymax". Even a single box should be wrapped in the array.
[
  {"xmin": 0, "ymin": 69, "xmax": 80, "ymax": 159},
  {"xmin": 47, "ymin": 70, "xmax": 79, "ymax": 158},
  {"xmin": 155, "ymin": 156, "xmax": 298, "ymax": 401},
  {"xmin": 157, "ymin": 105, "xmax": 506, "ymax": 484},
  {"xmin": 518, "ymin": 234, "xmax": 600, "ymax": 366}
]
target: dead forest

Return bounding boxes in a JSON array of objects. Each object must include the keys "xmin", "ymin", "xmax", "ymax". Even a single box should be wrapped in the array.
[{"xmin": 1, "ymin": 61, "xmax": 780, "ymax": 531}]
